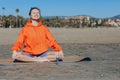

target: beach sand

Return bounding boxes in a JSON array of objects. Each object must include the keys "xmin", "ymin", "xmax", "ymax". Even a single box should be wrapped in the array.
[{"xmin": 0, "ymin": 27, "xmax": 120, "ymax": 80}]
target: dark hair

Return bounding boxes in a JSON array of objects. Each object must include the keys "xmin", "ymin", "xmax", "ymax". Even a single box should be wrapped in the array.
[{"xmin": 29, "ymin": 7, "xmax": 40, "ymax": 16}]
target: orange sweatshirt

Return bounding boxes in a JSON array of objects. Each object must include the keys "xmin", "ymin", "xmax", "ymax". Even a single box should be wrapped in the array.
[{"xmin": 11, "ymin": 21, "xmax": 62, "ymax": 55}]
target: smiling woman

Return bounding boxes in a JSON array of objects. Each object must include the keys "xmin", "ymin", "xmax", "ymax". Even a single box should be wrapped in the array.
[
  {"xmin": 29, "ymin": 7, "xmax": 41, "ymax": 20},
  {"xmin": 11, "ymin": 7, "xmax": 64, "ymax": 62}
]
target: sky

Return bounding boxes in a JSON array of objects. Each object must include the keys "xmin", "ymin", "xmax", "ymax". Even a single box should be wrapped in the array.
[{"xmin": 0, "ymin": 0, "xmax": 120, "ymax": 18}]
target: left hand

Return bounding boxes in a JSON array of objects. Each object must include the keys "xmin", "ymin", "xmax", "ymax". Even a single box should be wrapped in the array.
[
  {"xmin": 12, "ymin": 50, "xmax": 18, "ymax": 59},
  {"xmin": 56, "ymin": 50, "xmax": 64, "ymax": 59}
]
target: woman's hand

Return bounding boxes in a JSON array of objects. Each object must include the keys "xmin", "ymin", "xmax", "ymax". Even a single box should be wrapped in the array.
[
  {"xmin": 56, "ymin": 50, "xmax": 64, "ymax": 59},
  {"xmin": 12, "ymin": 50, "xmax": 18, "ymax": 59}
]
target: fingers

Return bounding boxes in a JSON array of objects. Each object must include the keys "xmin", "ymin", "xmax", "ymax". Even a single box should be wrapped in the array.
[
  {"xmin": 56, "ymin": 51, "xmax": 64, "ymax": 59},
  {"xmin": 12, "ymin": 50, "xmax": 18, "ymax": 59},
  {"xmin": 12, "ymin": 51, "xmax": 21, "ymax": 59}
]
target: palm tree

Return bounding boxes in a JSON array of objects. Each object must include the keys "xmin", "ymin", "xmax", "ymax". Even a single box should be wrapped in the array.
[
  {"xmin": 2, "ymin": 7, "xmax": 5, "ymax": 16},
  {"xmin": 16, "ymin": 8, "xmax": 19, "ymax": 15},
  {"xmin": 15, "ymin": 8, "xmax": 19, "ymax": 27},
  {"xmin": 1, "ymin": 7, "xmax": 6, "ymax": 28}
]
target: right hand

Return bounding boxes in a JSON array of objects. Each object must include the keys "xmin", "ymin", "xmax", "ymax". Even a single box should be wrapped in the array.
[{"xmin": 12, "ymin": 50, "xmax": 18, "ymax": 59}]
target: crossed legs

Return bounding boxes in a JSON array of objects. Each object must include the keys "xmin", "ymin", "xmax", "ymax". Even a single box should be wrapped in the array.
[{"xmin": 13, "ymin": 51, "xmax": 58, "ymax": 62}]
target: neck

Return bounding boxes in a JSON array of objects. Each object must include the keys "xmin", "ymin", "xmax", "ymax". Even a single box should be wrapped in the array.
[{"xmin": 31, "ymin": 20, "xmax": 38, "ymax": 26}]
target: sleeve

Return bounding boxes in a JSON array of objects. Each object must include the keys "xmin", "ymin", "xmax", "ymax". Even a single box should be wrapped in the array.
[
  {"xmin": 45, "ymin": 27, "xmax": 62, "ymax": 51},
  {"xmin": 11, "ymin": 28, "xmax": 25, "ymax": 52}
]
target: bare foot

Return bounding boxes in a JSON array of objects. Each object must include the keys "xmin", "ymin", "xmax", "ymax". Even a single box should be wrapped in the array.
[{"xmin": 33, "ymin": 57, "xmax": 49, "ymax": 62}]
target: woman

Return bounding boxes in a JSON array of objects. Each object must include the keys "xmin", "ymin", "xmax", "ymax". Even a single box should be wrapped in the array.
[{"xmin": 11, "ymin": 7, "xmax": 64, "ymax": 62}]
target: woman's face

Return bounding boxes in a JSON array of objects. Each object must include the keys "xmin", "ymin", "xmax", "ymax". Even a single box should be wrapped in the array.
[{"xmin": 30, "ymin": 9, "xmax": 40, "ymax": 20}]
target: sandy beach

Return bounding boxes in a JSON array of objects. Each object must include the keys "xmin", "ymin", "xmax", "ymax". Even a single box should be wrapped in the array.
[{"xmin": 0, "ymin": 27, "xmax": 120, "ymax": 80}]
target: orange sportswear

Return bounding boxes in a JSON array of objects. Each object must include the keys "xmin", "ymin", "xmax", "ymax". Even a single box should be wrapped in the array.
[{"xmin": 11, "ymin": 21, "xmax": 62, "ymax": 55}]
